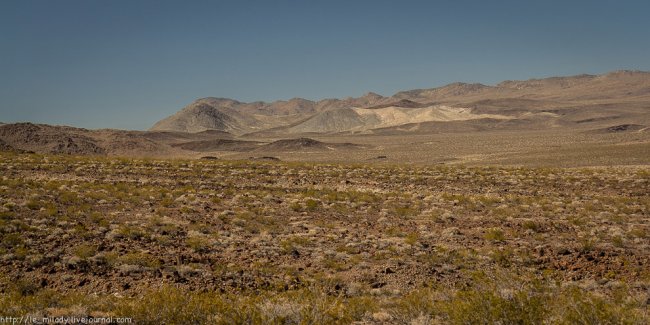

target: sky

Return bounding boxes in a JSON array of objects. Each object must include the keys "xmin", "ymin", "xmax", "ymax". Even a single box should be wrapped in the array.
[{"xmin": 1, "ymin": 0, "xmax": 650, "ymax": 130}]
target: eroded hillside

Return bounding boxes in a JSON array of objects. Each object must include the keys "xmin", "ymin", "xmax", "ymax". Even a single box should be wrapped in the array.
[{"xmin": 150, "ymin": 70, "xmax": 650, "ymax": 136}]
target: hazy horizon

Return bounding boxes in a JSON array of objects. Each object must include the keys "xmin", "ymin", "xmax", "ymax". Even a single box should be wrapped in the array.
[{"xmin": 2, "ymin": 0, "xmax": 650, "ymax": 130}]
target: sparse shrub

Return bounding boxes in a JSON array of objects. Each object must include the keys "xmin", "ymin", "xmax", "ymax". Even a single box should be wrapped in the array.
[
  {"xmin": 58, "ymin": 191, "xmax": 81, "ymax": 205},
  {"xmin": 281, "ymin": 236, "xmax": 312, "ymax": 254},
  {"xmin": 569, "ymin": 216, "xmax": 587, "ymax": 226},
  {"xmin": 440, "ymin": 281, "xmax": 549, "ymax": 324},
  {"xmin": 0, "ymin": 211, "xmax": 14, "ymax": 220},
  {"xmin": 101, "ymin": 252, "xmax": 119, "ymax": 266},
  {"xmin": 405, "ymin": 232, "xmax": 419, "ymax": 246},
  {"xmin": 257, "ymin": 298, "xmax": 304, "ymax": 323},
  {"xmin": 112, "ymin": 286, "xmax": 232, "ymax": 324},
  {"xmin": 522, "ymin": 220, "xmax": 540, "ymax": 232},
  {"xmin": 611, "ymin": 235, "xmax": 624, "ymax": 248},
  {"xmin": 491, "ymin": 248, "xmax": 513, "ymax": 267},
  {"xmin": 10, "ymin": 278, "xmax": 41, "ymax": 296},
  {"xmin": 73, "ymin": 244, "xmax": 96, "ymax": 260},
  {"xmin": 558, "ymin": 285, "xmax": 646, "ymax": 324},
  {"xmin": 393, "ymin": 206, "xmax": 417, "ymax": 218},
  {"xmin": 117, "ymin": 252, "xmax": 160, "ymax": 268},
  {"xmin": 579, "ymin": 237, "xmax": 596, "ymax": 253},
  {"xmin": 89, "ymin": 212, "xmax": 109, "ymax": 227},
  {"xmin": 117, "ymin": 225, "xmax": 146, "ymax": 240},
  {"xmin": 385, "ymin": 226, "xmax": 406, "ymax": 238},
  {"xmin": 491, "ymin": 205, "xmax": 516, "ymax": 219},
  {"xmin": 441, "ymin": 192, "xmax": 471, "ymax": 206},
  {"xmin": 391, "ymin": 288, "xmax": 437, "ymax": 322},
  {"xmin": 2, "ymin": 233, "xmax": 23, "ymax": 248},
  {"xmin": 485, "ymin": 228, "xmax": 506, "ymax": 242},
  {"xmin": 629, "ymin": 227, "xmax": 647, "ymax": 239},
  {"xmin": 160, "ymin": 197, "xmax": 174, "ymax": 208},
  {"xmin": 305, "ymin": 199, "xmax": 319, "ymax": 212},
  {"xmin": 186, "ymin": 236, "xmax": 211, "ymax": 253},
  {"xmin": 43, "ymin": 204, "xmax": 58, "ymax": 217},
  {"xmin": 26, "ymin": 199, "xmax": 40, "ymax": 210},
  {"xmin": 12, "ymin": 247, "xmax": 29, "ymax": 260},
  {"xmin": 72, "ymin": 224, "xmax": 92, "ymax": 239},
  {"xmin": 323, "ymin": 257, "xmax": 347, "ymax": 271},
  {"xmin": 290, "ymin": 202, "xmax": 302, "ymax": 212}
]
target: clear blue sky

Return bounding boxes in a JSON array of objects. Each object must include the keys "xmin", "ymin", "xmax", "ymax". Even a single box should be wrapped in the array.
[{"xmin": 2, "ymin": 0, "xmax": 650, "ymax": 130}]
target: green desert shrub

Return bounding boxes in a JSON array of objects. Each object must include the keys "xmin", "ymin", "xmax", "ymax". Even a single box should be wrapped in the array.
[
  {"xmin": 186, "ymin": 236, "xmax": 211, "ymax": 253},
  {"xmin": 0, "ymin": 275, "xmax": 647, "ymax": 324},
  {"xmin": 305, "ymin": 199, "xmax": 319, "ymax": 212},
  {"xmin": 117, "ymin": 252, "xmax": 161, "ymax": 268},
  {"xmin": 484, "ymin": 228, "xmax": 506, "ymax": 242},
  {"xmin": 440, "ymin": 283, "xmax": 548, "ymax": 325},
  {"xmin": 73, "ymin": 244, "xmax": 97, "ymax": 260}
]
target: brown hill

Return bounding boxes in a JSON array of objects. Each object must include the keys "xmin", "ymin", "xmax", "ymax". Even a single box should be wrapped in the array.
[
  {"xmin": 0, "ymin": 123, "xmax": 233, "ymax": 157},
  {"xmin": 285, "ymin": 108, "xmax": 369, "ymax": 134},
  {"xmin": 0, "ymin": 138, "xmax": 21, "ymax": 152},
  {"xmin": 142, "ymin": 129, "xmax": 232, "ymax": 143},
  {"xmin": 364, "ymin": 99, "xmax": 431, "ymax": 109},
  {"xmin": 171, "ymin": 139, "xmax": 263, "ymax": 152},
  {"xmin": 393, "ymin": 82, "xmax": 494, "ymax": 102},
  {"xmin": 150, "ymin": 93, "xmax": 388, "ymax": 135},
  {"xmin": 0, "ymin": 123, "xmax": 105, "ymax": 155},
  {"xmin": 256, "ymin": 138, "xmax": 366, "ymax": 152},
  {"xmin": 588, "ymin": 124, "xmax": 647, "ymax": 134},
  {"xmin": 150, "ymin": 102, "xmax": 257, "ymax": 134},
  {"xmin": 151, "ymin": 70, "xmax": 650, "ymax": 135}
]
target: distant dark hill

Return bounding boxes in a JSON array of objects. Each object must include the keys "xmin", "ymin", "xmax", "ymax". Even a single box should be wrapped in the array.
[
  {"xmin": 364, "ymin": 99, "xmax": 431, "ymax": 109},
  {"xmin": 0, "ymin": 138, "xmax": 19, "ymax": 152},
  {"xmin": 142, "ymin": 129, "xmax": 231, "ymax": 141},
  {"xmin": 172, "ymin": 139, "xmax": 263, "ymax": 152},
  {"xmin": 605, "ymin": 124, "xmax": 646, "ymax": 132},
  {"xmin": 393, "ymin": 82, "xmax": 494, "ymax": 102},
  {"xmin": 150, "ymin": 102, "xmax": 253, "ymax": 134},
  {"xmin": 0, "ymin": 122, "xmax": 233, "ymax": 157},
  {"xmin": 465, "ymin": 98, "xmax": 562, "ymax": 115},
  {"xmin": 363, "ymin": 116, "xmax": 564, "ymax": 136},
  {"xmin": 261, "ymin": 138, "xmax": 326, "ymax": 151},
  {"xmin": 0, "ymin": 123, "xmax": 105, "ymax": 155},
  {"xmin": 587, "ymin": 124, "xmax": 647, "ymax": 134},
  {"xmin": 286, "ymin": 108, "xmax": 367, "ymax": 134},
  {"xmin": 257, "ymin": 138, "xmax": 366, "ymax": 152}
]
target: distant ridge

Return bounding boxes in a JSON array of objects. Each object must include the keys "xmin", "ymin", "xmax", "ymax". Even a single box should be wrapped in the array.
[
  {"xmin": 2, "ymin": 70, "xmax": 649, "ymax": 158},
  {"xmin": 256, "ymin": 138, "xmax": 366, "ymax": 152},
  {"xmin": 150, "ymin": 70, "xmax": 650, "ymax": 135}
]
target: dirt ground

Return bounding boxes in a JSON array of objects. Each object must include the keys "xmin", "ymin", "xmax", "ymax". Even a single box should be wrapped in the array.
[{"xmin": 1, "ymin": 151, "xmax": 648, "ymax": 323}]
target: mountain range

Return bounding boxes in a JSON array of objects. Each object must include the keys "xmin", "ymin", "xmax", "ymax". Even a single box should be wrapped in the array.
[
  {"xmin": 1, "ymin": 70, "xmax": 649, "ymax": 162},
  {"xmin": 150, "ymin": 70, "xmax": 650, "ymax": 135}
]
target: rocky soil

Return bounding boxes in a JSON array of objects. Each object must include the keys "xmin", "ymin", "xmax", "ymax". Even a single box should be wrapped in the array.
[{"xmin": 0, "ymin": 152, "xmax": 648, "ymax": 322}]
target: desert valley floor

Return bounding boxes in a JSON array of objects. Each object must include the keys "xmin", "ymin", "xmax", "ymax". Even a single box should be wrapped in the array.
[{"xmin": 1, "ymin": 150, "xmax": 648, "ymax": 323}]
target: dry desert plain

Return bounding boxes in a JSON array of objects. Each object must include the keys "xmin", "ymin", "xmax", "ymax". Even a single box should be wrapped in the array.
[
  {"xmin": 1, "ymin": 147, "xmax": 649, "ymax": 323},
  {"xmin": 1, "ymin": 71, "xmax": 650, "ymax": 324}
]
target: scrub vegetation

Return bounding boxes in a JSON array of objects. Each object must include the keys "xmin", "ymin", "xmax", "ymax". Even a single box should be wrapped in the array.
[{"xmin": 1, "ymin": 152, "xmax": 648, "ymax": 323}]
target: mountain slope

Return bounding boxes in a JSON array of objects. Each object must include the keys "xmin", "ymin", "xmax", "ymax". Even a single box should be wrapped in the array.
[
  {"xmin": 151, "ymin": 70, "xmax": 650, "ymax": 135},
  {"xmin": 0, "ymin": 123, "xmax": 233, "ymax": 157},
  {"xmin": 151, "ymin": 101, "xmax": 255, "ymax": 133},
  {"xmin": 286, "ymin": 108, "xmax": 369, "ymax": 133}
]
